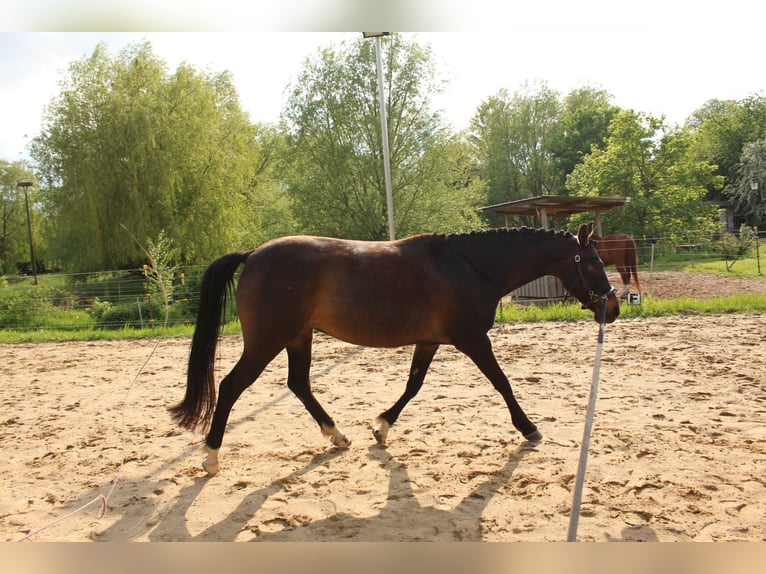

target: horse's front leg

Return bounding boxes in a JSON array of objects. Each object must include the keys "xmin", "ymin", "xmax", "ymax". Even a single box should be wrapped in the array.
[
  {"xmin": 373, "ymin": 343, "xmax": 439, "ymax": 445},
  {"xmin": 457, "ymin": 334, "xmax": 542, "ymax": 443}
]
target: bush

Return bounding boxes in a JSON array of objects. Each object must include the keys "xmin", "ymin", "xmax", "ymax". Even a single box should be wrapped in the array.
[
  {"xmin": 95, "ymin": 297, "xmax": 166, "ymax": 329},
  {"xmin": 87, "ymin": 298, "xmax": 112, "ymax": 320},
  {"xmin": 0, "ymin": 287, "xmax": 57, "ymax": 328},
  {"xmin": 719, "ymin": 225, "xmax": 756, "ymax": 259}
]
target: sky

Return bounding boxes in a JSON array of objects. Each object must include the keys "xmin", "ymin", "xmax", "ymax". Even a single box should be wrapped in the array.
[{"xmin": 1, "ymin": 2, "xmax": 764, "ymax": 162}]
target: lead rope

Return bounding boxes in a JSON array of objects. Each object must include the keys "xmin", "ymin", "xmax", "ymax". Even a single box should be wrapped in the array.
[{"xmin": 566, "ymin": 297, "xmax": 608, "ymax": 542}]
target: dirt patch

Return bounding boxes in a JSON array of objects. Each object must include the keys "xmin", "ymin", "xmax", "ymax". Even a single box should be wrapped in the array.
[{"xmin": 627, "ymin": 270, "xmax": 766, "ymax": 300}]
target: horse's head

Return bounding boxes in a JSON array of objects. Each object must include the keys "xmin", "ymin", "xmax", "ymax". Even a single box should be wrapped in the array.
[{"xmin": 561, "ymin": 223, "xmax": 620, "ymax": 324}]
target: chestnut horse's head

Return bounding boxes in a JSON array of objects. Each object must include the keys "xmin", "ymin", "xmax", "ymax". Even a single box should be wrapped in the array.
[{"xmin": 561, "ymin": 223, "xmax": 620, "ymax": 324}]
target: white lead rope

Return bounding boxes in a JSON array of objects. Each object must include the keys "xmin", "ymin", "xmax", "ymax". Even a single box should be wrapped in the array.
[{"xmin": 567, "ymin": 301, "xmax": 608, "ymax": 542}]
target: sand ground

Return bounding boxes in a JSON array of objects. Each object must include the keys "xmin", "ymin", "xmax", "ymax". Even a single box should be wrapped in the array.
[{"xmin": 1, "ymin": 271, "xmax": 765, "ymax": 542}]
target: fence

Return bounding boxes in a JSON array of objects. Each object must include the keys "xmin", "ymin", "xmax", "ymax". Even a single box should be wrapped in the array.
[{"xmin": 0, "ymin": 265, "xmax": 208, "ymax": 332}]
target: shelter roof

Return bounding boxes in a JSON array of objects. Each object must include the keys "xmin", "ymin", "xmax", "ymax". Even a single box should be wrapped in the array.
[{"xmin": 481, "ymin": 195, "xmax": 631, "ymax": 219}]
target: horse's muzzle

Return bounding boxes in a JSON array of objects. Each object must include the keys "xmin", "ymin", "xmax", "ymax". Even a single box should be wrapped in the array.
[{"xmin": 583, "ymin": 287, "xmax": 620, "ymax": 323}]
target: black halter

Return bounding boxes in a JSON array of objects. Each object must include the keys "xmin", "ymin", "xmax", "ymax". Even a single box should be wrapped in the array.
[{"xmin": 571, "ymin": 250, "xmax": 617, "ymax": 309}]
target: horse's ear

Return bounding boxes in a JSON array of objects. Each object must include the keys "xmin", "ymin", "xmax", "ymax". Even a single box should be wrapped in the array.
[{"xmin": 577, "ymin": 223, "xmax": 592, "ymax": 247}]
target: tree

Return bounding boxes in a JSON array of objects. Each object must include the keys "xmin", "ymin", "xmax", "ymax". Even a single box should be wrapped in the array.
[
  {"xmin": 467, "ymin": 81, "xmax": 562, "ymax": 226},
  {"xmin": 0, "ymin": 160, "xmax": 40, "ymax": 275},
  {"xmin": 282, "ymin": 34, "xmax": 484, "ymax": 239},
  {"xmin": 726, "ymin": 139, "xmax": 766, "ymax": 227},
  {"xmin": 567, "ymin": 110, "xmax": 721, "ymax": 240},
  {"xmin": 548, "ymin": 85, "xmax": 618, "ymax": 191},
  {"xmin": 687, "ymin": 94, "xmax": 766, "ymax": 200},
  {"xmin": 31, "ymin": 41, "xmax": 291, "ymax": 271}
]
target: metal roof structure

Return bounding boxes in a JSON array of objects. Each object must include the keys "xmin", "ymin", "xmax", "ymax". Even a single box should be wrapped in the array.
[{"xmin": 481, "ymin": 195, "xmax": 631, "ymax": 234}]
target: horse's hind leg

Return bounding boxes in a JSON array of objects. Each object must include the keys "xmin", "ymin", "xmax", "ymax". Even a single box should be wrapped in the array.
[
  {"xmin": 286, "ymin": 327, "xmax": 350, "ymax": 448},
  {"xmin": 203, "ymin": 350, "xmax": 279, "ymax": 476},
  {"xmin": 456, "ymin": 334, "xmax": 542, "ymax": 443},
  {"xmin": 373, "ymin": 343, "xmax": 439, "ymax": 445},
  {"xmin": 616, "ymin": 265, "xmax": 631, "ymax": 296}
]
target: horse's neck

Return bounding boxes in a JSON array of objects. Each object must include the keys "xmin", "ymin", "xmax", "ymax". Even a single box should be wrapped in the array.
[{"xmin": 450, "ymin": 230, "xmax": 571, "ymax": 295}]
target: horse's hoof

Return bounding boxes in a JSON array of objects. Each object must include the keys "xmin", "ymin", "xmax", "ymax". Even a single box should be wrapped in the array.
[
  {"xmin": 523, "ymin": 429, "xmax": 543, "ymax": 443},
  {"xmin": 332, "ymin": 434, "xmax": 351, "ymax": 448},
  {"xmin": 202, "ymin": 446, "xmax": 220, "ymax": 476},
  {"xmin": 372, "ymin": 417, "xmax": 390, "ymax": 445},
  {"xmin": 321, "ymin": 424, "xmax": 350, "ymax": 448}
]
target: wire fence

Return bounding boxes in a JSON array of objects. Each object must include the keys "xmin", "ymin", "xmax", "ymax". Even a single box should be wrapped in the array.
[
  {"xmin": 624, "ymin": 227, "xmax": 762, "ymax": 274},
  {"xmin": 0, "ymin": 265, "xmax": 209, "ymax": 332},
  {"xmin": 1, "ymin": 229, "xmax": 763, "ymax": 332}
]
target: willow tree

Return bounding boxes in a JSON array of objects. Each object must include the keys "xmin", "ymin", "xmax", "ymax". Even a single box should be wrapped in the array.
[
  {"xmin": 0, "ymin": 160, "xmax": 40, "ymax": 274},
  {"xmin": 32, "ymin": 41, "xmax": 290, "ymax": 271},
  {"xmin": 281, "ymin": 34, "xmax": 483, "ymax": 240},
  {"xmin": 726, "ymin": 139, "xmax": 766, "ymax": 227}
]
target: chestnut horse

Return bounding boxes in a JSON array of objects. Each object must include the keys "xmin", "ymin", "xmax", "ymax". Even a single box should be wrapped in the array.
[
  {"xmin": 592, "ymin": 233, "xmax": 642, "ymax": 295},
  {"xmin": 170, "ymin": 224, "xmax": 619, "ymax": 475}
]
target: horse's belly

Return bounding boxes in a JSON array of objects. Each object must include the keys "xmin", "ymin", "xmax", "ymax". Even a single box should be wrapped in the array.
[{"xmin": 309, "ymin": 302, "xmax": 448, "ymax": 348}]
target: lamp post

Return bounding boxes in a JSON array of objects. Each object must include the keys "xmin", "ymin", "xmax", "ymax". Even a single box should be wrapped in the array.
[
  {"xmin": 16, "ymin": 180, "xmax": 38, "ymax": 285},
  {"xmin": 752, "ymin": 177, "xmax": 762, "ymax": 275},
  {"xmin": 363, "ymin": 32, "xmax": 395, "ymax": 241}
]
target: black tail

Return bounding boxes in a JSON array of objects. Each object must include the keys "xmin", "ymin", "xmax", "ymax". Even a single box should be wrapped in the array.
[{"xmin": 169, "ymin": 251, "xmax": 251, "ymax": 432}]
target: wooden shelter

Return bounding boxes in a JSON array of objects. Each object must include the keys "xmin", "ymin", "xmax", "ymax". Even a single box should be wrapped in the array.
[
  {"xmin": 481, "ymin": 195, "xmax": 631, "ymax": 300},
  {"xmin": 481, "ymin": 195, "xmax": 631, "ymax": 236}
]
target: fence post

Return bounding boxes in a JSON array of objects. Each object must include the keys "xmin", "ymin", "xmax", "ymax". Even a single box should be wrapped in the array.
[
  {"xmin": 756, "ymin": 226, "xmax": 761, "ymax": 275},
  {"xmin": 137, "ymin": 297, "xmax": 144, "ymax": 329}
]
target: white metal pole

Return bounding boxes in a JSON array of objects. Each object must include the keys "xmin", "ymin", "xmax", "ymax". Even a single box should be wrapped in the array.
[{"xmin": 373, "ymin": 35, "xmax": 395, "ymax": 241}]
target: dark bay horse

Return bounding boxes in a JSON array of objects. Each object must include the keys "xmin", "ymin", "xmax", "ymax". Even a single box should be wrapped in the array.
[
  {"xmin": 170, "ymin": 223, "xmax": 619, "ymax": 475},
  {"xmin": 592, "ymin": 233, "xmax": 642, "ymax": 295}
]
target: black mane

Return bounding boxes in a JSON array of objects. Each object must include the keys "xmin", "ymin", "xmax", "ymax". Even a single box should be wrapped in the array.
[{"xmin": 446, "ymin": 226, "xmax": 575, "ymax": 241}]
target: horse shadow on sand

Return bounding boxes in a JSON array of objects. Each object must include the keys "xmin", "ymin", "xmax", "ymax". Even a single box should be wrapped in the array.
[{"xmin": 139, "ymin": 442, "xmax": 535, "ymax": 542}]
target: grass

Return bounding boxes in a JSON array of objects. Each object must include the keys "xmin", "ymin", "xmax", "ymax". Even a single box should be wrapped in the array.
[
  {"xmin": 0, "ymin": 323, "xmax": 196, "ymax": 344},
  {"xmin": 682, "ymin": 257, "xmax": 764, "ymax": 277},
  {"xmin": 1, "ymin": 292, "xmax": 764, "ymax": 344},
  {"xmin": 496, "ymin": 292, "xmax": 766, "ymax": 324}
]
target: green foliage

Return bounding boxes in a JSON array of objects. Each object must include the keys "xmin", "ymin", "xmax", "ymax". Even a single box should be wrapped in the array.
[
  {"xmin": 725, "ymin": 139, "xmax": 766, "ymax": 227},
  {"xmin": 496, "ymin": 300, "xmax": 592, "ymax": 322},
  {"xmin": 145, "ymin": 229, "xmax": 179, "ymax": 304},
  {"xmin": 495, "ymin": 293, "xmax": 766, "ymax": 323},
  {"xmin": 94, "ymin": 297, "xmax": 166, "ymax": 329},
  {"xmin": 468, "ymin": 81, "xmax": 563, "ymax": 225},
  {"xmin": 0, "ymin": 285, "xmax": 58, "ymax": 328},
  {"xmin": 0, "ymin": 160, "xmax": 41, "ymax": 274},
  {"xmin": 619, "ymin": 293, "xmax": 766, "ymax": 318},
  {"xmin": 687, "ymin": 94, "xmax": 766, "ymax": 200},
  {"xmin": 548, "ymin": 86, "xmax": 618, "ymax": 192},
  {"xmin": 717, "ymin": 225, "xmax": 759, "ymax": 271},
  {"xmin": 567, "ymin": 110, "xmax": 721, "ymax": 240},
  {"xmin": 685, "ymin": 253, "xmax": 763, "ymax": 277},
  {"xmin": 282, "ymin": 34, "xmax": 482, "ymax": 239},
  {"xmin": 31, "ymin": 41, "xmax": 291, "ymax": 271},
  {"xmin": 0, "ymin": 322, "xmax": 197, "ymax": 344}
]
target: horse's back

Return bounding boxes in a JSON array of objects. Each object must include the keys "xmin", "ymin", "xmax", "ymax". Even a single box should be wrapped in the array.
[{"xmin": 235, "ymin": 234, "xmax": 486, "ymax": 347}]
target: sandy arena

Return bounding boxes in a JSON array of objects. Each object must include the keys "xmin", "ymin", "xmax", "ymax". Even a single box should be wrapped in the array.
[{"xmin": 1, "ymin": 271, "xmax": 764, "ymax": 542}]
